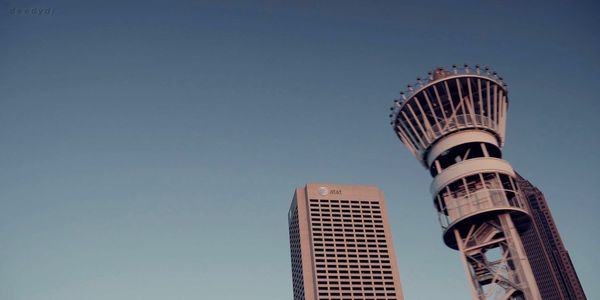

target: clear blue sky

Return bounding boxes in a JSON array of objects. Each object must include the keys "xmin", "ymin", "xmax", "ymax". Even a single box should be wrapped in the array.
[{"xmin": 1, "ymin": 1, "xmax": 598, "ymax": 299}]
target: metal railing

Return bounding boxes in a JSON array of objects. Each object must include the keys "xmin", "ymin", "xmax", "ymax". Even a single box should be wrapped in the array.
[
  {"xmin": 437, "ymin": 188, "xmax": 526, "ymax": 229},
  {"xmin": 428, "ymin": 114, "xmax": 496, "ymax": 140},
  {"xmin": 393, "ymin": 65, "xmax": 507, "ymax": 108}
]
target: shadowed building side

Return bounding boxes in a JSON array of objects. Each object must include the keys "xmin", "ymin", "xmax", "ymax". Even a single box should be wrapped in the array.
[
  {"xmin": 516, "ymin": 174, "xmax": 587, "ymax": 300},
  {"xmin": 288, "ymin": 183, "xmax": 404, "ymax": 300}
]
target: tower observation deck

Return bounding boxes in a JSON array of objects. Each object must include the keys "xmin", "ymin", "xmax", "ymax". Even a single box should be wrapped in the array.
[{"xmin": 389, "ymin": 65, "xmax": 541, "ymax": 300}]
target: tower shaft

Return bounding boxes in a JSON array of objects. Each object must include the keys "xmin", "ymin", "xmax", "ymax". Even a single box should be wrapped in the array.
[
  {"xmin": 455, "ymin": 213, "xmax": 540, "ymax": 299},
  {"xmin": 389, "ymin": 65, "xmax": 541, "ymax": 300}
]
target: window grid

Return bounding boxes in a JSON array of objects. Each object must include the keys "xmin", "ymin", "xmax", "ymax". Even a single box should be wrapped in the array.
[{"xmin": 309, "ymin": 198, "xmax": 398, "ymax": 300}]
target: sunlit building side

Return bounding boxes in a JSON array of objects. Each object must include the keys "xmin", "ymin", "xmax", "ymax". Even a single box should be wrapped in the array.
[{"xmin": 288, "ymin": 183, "xmax": 404, "ymax": 300}]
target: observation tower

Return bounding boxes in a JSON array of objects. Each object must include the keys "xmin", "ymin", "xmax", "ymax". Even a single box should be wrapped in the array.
[{"xmin": 389, "ymin": 65, "xmax": 541, "ymax": 300}]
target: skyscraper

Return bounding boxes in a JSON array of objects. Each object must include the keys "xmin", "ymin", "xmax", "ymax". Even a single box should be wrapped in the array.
[
  {"xmin": 389, "ymin": 65, "xmax": 541, "ymax": 299},
  {"xmin": 288, "ymin": 183, "xmax": 404, "ymax": 300},
  {"xmin": 516, "ymin": 174, "xmax": 587, "ymax": 300}
]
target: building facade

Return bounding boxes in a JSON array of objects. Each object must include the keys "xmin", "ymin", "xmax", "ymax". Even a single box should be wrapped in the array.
[
  {"xmin": 288, "ymin": 183, "xmax": 404, "ymax": 300},
  {"xmin": 516, "ymin": 174, "xmax": 587, "ymax": 300}
]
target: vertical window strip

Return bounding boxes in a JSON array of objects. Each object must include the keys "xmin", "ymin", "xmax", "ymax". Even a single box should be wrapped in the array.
[
  {"xmin": 443, "ymin": 80, "xmax": 461, "ymax": 132},
  {"xmin": 477, "ymin": 78, "xmax": 485, "ymax": 126},
  {"xmin": 454, "ymin": 78, "xmax": 469, "ymax": 127},
  {"xmin": 432, "ymin": 83, "xmax": 449, "ymax": 121},
  {"xmin": 399, "ymin": 112, "xmax": 424, "ymax": 150},
  {"xmin": 422, "ymin": 89, "xmax": 443, "ymax": 137},
  {"xmin": 486, "ymin": 80, "xmax": 492, "ymax": 128},
  {"xmin": 465, "ymin": 77, "xmax": 478, "ymax": 127},
  {"xmin": 412, "ymin": 96, "xmax": 435, "ymax": 142},
  {"xmin": 406, "ymin": 102, "xmax": 430, "ymax": 144}
]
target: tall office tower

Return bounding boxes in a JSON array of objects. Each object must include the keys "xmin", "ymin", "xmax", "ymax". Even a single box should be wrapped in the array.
[
  {"xmin": 288, "ymin": 183, "xmax": 404, "ymax": 300},
  {"xmin": 516, "ymin": 174, "xmax": 587, "ymax": 300},
  {"xmin": 388, "ymin": 65, "xmax": 541, "ymax": 299}
]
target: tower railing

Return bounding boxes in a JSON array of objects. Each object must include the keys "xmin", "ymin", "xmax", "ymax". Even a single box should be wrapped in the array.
[
  {"xmin": 393, "ymin": 65, "xmax": 507, "ymax": 107},
  {"xmin": 436, "ymin": 188, "xmax": 528, "ymax": 230}
]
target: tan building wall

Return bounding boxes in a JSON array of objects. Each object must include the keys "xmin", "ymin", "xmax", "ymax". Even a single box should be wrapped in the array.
[{"xmin": 288, "ymin": 183, "xmax": 404, "ymax": 300}]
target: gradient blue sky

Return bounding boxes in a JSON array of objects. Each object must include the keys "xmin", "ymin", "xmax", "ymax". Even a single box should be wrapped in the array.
[{"xmin": 1, "ymin": 1, "xmax": 599, "ymax": 299}]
